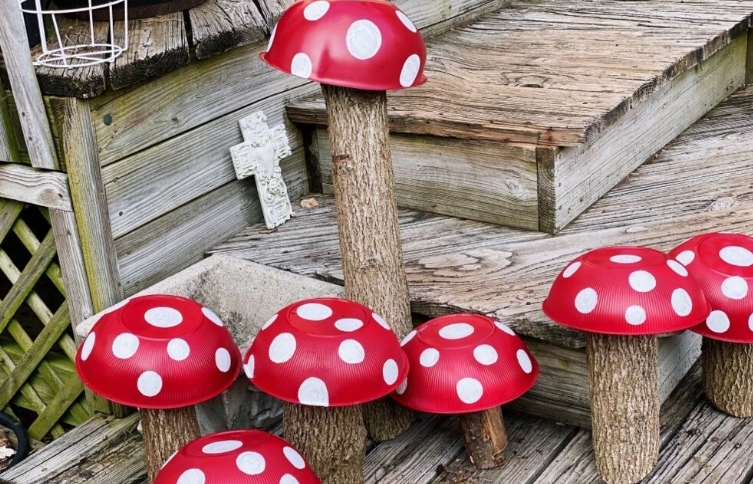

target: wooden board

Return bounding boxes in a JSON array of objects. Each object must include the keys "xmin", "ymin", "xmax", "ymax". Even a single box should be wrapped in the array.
[
  {"xmin": 188, "ymin": 0, "xmax": 267, "ymax": 59},
  {"xmin": 110, "ymin": 13, "xmax": 189, "ymax": 90},
  {"xmin": 316, "ymin": 128, "xmax": 540, "ymax": 230},
  {"xmin": 0, "ymin": 163, "xmax": 71, "ymax": 211}
]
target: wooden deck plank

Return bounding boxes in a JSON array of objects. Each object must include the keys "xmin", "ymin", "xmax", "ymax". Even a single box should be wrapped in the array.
[{"xmin": 188, "ymin": 0, "xmax": 267, "ymax": 59}]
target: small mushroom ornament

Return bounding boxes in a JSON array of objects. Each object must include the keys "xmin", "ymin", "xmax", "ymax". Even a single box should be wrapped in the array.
[
  {"xmin": 154, "ymin": 429, "xmax": 320, "ymax": 484},
  {"xmin": 543, "ymin": 247, "xmax": 709, "ymax": 484},
  {"xmin": 262, "ymin": 0, "xmax": 428, "ymax": 440},
  {"xmin": 392, "ymin": 314, "xmax": 538, "ymax": 469},
  {"xmin": 76, "ymin": 295, "xmax": 242, "ymax": 482},
  {"xmin": 244, "ymin": 297, "xmax": 408, "ymax": 484},
  {"xmin": 670, "ymin": 232, "xmax": 753, "ymax": 417}
]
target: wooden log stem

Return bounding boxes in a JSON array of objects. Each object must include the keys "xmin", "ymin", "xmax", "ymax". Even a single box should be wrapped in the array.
[
  {"xmin": 140, "ymin": 406, "xmax": 201, "ymax": 483},
  {"xmin": 321, "ymin": 84, "xmax": 414, "ymax": 440},
  {"xmin": 702, "ymin": 337, "xmax": 753, "ymax": 417},
  {"xmin": 283, "ymin": 403, "xmax": 366, "ymax": 484},
  {"xmin": 458, "ymin": 407, "xmax": 508, "ymax": 469},
  {"xmin": 587, "ymin": 333, "xmax": 659, "ymax": 484}
]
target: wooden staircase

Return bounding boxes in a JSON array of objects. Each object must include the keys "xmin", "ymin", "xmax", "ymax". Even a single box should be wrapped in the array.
[{"xmin": 288, "ymin": 0, "xmax": 753, "ymax": 233}]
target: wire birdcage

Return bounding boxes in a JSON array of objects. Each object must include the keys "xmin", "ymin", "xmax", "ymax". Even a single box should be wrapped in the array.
[{"xmin": 19, "ymin": 0, "xmax": 128, "ymax": 68}]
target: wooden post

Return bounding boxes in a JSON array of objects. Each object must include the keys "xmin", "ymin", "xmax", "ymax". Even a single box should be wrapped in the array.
[
  {"xmin": 587, "ymin": 334, "xmax": 659, "ymax": 484},
  {"xmin": 459, "ymin": 407, "xmax": 508, "ymax": 469},
  {"xmin": 321, "ymin": 84, "xmax": 414, "ymax": 441}
]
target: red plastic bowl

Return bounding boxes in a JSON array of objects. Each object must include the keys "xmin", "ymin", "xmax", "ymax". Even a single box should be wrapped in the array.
[
  {"xmin": 391, "ymin": 314, "xmax": 538, "ymax": 414},
  {"xmin": 262, "ymin": 0, "xmax": 427, "ymax": 91},
  {"xmin": 154, "ymin": 430, "xmax": 320, "ymax": 484},
  {"xmin": 245, "ymin": 297, "xmax": 408, "ymax": 407},
  {"xmin": 76, "ymin": 295, "xmax": 242, "ymax": 409},
  {"xmin": 670, "ymin": 232, "xmax": 753, "ymax": 343}
]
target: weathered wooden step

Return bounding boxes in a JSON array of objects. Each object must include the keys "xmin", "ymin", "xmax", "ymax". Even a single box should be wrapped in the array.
[
  {"xmin": 288, "ymin": 0, "xmax": 752, "ymax": 233},
  {"xmin": 212, "ymin": 86, "xmax": 753, "ymax": 427}
]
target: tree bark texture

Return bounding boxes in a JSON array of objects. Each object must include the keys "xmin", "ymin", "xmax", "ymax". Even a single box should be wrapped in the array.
[
  {"xmin": 702, "ymin": 338, "xmax": 753, "ymax": 417},
  {"xmin": 322, "ymin": 84, "xmax": 414, "ymax": 440},
  {"xmin": 458, "ymin": 408, "xmax": 508, "ymax": 469},
  {"xmin": 587, "ymin": 333, "xmax": 659, "ymax": 484},
  {"xmin": 141, "ymin": 406, "xmax": 200, "ymax": 483},
  {"xmin": 283, "ymin": 403, "xmax": 366, "ymax": 484}
]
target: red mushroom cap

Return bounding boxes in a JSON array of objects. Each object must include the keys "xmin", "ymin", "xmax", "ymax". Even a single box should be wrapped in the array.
[
  {"xmin": 154, "ymin": 430, "xmax": 320, "ymax": 484},
  {"xmin": 75, "ymin": 295, "xmax": 242, "ymax": 409},
  {"xmin": 669, "ymin": 232, "xmax": 753, "ymax": 343},
  {"xmin": 244, "ymin": 297, "xmax": 408, "ymax": 407},
  {"xmin": 261, "ymin": 0, "xmax": 427, "ymax": 91},
  {"xmin": 391, "ymin": 314, "xmax": 538, "ymax": 414},
  {"xmin": 542, "ymin": 247, "xmax": 710, "ymax": 335}
]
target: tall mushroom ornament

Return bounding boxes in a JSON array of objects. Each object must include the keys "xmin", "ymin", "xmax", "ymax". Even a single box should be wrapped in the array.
[
  {"xmin": 261, "ymin": 0, "xmax": 427, "ymax": 440},
  {"xmin": 670, "ymin": 232, "xmax": 753, "ymax": 417},
  {"xmin": 76, "ymin": 295, "xmax": 242, "ymax": 482},
  {"xmin": 543, "ymin": 247, "xmax": 709, "ymax": 484}
]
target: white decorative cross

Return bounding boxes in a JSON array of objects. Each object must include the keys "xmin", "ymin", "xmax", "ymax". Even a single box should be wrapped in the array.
[{"xmin": 230, "ymin": 111, "xmax": 293, "ymax": 229}]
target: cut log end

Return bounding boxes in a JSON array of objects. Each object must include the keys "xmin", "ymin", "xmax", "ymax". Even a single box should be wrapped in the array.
[
  {"xmin": 141, "ymin": 406, "xmax": 200, "ymax": 483},
  {"xmin": 587, "ymin": 333, "xmax": 659, "ymax": 484},
  {"xmin": 458, "ymin": 408, "xmax": 508, "ymax": 469},
  {"xmin": 702, "ymin": 337, "xmax": 753, "ymax": 418}
]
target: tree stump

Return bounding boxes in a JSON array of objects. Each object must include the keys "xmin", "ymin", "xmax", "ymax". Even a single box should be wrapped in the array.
[
  {"xmin": 459, "ymin": 407, "xmax": 508, "ymax": 469},
  {"xmin": 141, "ymin": 406, "xmax": 200, "ymax": 482},
  {"xmin": 702, "ymin": 337, "xmax": 753, "ymax": 417}
]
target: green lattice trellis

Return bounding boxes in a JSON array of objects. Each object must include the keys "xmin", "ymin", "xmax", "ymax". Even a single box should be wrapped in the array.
[{"xmin": 0, "ymin": 198, "xmax": 91, "ymax": 440}]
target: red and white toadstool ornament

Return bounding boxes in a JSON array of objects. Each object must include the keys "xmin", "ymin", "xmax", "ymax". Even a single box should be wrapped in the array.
[
  {"xmin": 154, "ymin": 429, "xmax": 320, "ymax": 484},
  {"xmin": 543, "ymin": 247, "xmax": 709, "ymax": 484},
  {"xmin": 392, "ymin": 314, "xmax": 537, "ymax": 469},
  {"xmin": 670, "ymin": 232, "xmax": 753, "ymax": 417},
  {"xmin": 76, "ymin": 295, "xmax": 242, "ymax": 482},
  {"xmin": 244, "ymin": 297, "xmax": 408, "ymax": 484},
  {"xmin": 262, "ymin": 0, "xmax": 428, "ymax": 441}
]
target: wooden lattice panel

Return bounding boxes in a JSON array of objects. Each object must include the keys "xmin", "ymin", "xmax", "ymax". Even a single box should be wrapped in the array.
[{"xmin": 0, "ymin": 199, "xmax": 91, "ymax": 440}]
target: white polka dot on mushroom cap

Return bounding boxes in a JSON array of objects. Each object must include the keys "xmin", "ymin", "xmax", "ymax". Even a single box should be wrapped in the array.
[
  {"xmin": 297, "ymin": 303, "xmax": 332, "ymax": 321},
  {"xmin": 400, "ymin": 54, "xmax": 421, "ymax": 88},
  {"xmin": 372, "ymin": 312, "xmax": 391, "ymax": 330},
  {"xmin": 494, "ymin": 321, "xmax": 516, "ymax": 336},
  {"xmin": 137, "ymin": 370, "xmax": 163, "ymax": 397},
  {"xmin": 396, "ymin": 378, "xmax": 408, "ymax": 395},
  {"xmin": 383, "ymin": 359, "xmax": 399, "ymax": 385},
  {"xmin": 625, "ymin": 305, "xmax": 647, "ymax": 326},
  {"xmin": 667, "ymin": 259, "xmax": 688, "ymax": 277},
  {"xmin": 280, "ymin": 475, "xmax": 300, "ymax": 484},
  {"xmin": 262, "ymin": 313, "xmax": 277, "ymax": 331},
  {"xmin": 338, "ymin": 339, "xmax": 365, "ymax": 364},
  {"xmin": 202, "ymin": 440, "xmax": 243, "ymax": 454},
  {"xmin": 267, "ymin": 24, "xmax": 277, "ymax": 51},
  {"xmin": 298, "ymin": 377, "xmax": 329, "ymax": 406},
  {"xmin": 610, "ymin": 254, "xmax": 642, "ymax": 264},
  {"xmin": 562, "ymin": 261, "xmax": 581, "ymax": 278},
  {"xmin": 439, "ymin": 323, "xmax": 475, "ymax": 339},
  {"xmin": 202, "ymin": 307, "xmax": 224, "ymax": 327},
  {"xmin": 720, "ymin": 246, "xmax": 753, "ymax": 267},
  {"xmin": 456, "ymin": 377, "xmax": 483, "ymax": 404},
  {"xmin": 167, "ymin": 338, "xmax": 190, "ymax": 361},
  {"xmin": 112, "ymin": 333, "xmax": 140, "ymax": 359},
  {"xmin": 236, "ymin": 451, "xmax": 266, "ymax": 475},
  {"xmin": 676, "ymin": 250, "xmax": 695, "ymax": 266},
  {"xmin": 629, "ymin": 270, "xmax": 657, "ymax": 292},
  {"xmin": 244, "ymin": 355, "xmax": 255, "ymax": 378},
  {"xmin": 671, "ymin": 288, "xmax": 693, "ymax": 317},
  {"xmin": 346, "ymin": 19, "xmax": 382, "ymax": 60},
  {"xmin": 81, "ymin": 332, "xmax": 96, "ymax": 361},
  {"xmin": 215, "ymin": 348, "xmax": 232, "ymax": 373},
  {"xmin": 396, "ymin": 9, "xmax": 417, "ymax": 32},
  {"xmin": 749, "ymin": 313, "xmax": 753, "ymax": 332},
  {"xmin": 419, "ymin": 348, "xmax": 440, "ymax": 367},
  {"xmin": 283, "ymin": 446, "xmax": 306, "ymax": 470},
  {"xmin": 473, "ymin": 344, "xmax": 498, "ymax": 365},
  {"xmin": 144, "ymin": 307, "xmax": 183, "ymax": 328},
  {"xmin": 517, "ymin": 349, "xmax": 533, "ymax": 374},
  {"xmin": 721, "ymin": 276, "xmax": 748, "ymax": 300},
  {"xmin": 303, "ymin": 0, "xmax": 330, "ymax": 20},
  {"xmin": 707, "ymin": 310, "xmax": 731, "ymax": 333},
  {"xmin": 335, "ymin": 318, "xmax": 363, "ymax": 332},
  {"xmin": 401, "ymin": 330, "xmax": 417, "ymax": 346},
  {"xmin": 575, "ymin": 287, "xmax": 598, "ymax": 314},
  {"xmin": 290, "ymin": 53, "xmax": 313, "ymax": 79},
  {"xmin": 269, "ymin": 333, "xmax": 297, "ymax": 363},
  {"xmin": 177, "ymin": 468, "xmax": 206, "ymax": 484}
]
